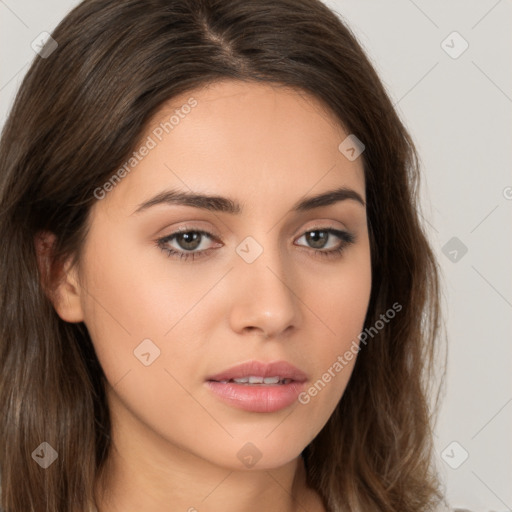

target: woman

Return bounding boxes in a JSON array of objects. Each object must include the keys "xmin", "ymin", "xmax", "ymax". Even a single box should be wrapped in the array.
[{"xmin": 0, "ymin": 0, "xmax": 446, "ymax": 510}]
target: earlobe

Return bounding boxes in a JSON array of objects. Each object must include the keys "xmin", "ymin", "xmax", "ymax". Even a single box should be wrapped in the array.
[{"xmin": 34, "ymin": 231, "xmax": 85, "ymax": 323}]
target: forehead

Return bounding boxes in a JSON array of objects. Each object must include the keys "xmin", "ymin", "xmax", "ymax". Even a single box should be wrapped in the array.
[{"xmin": 95, "ymin": 80, "xmax": 365, "ymax": 217}]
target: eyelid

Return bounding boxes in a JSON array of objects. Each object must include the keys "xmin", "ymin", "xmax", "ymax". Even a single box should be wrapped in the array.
[
  {"xmin": 165, "ymin": 222, "xmax": 221, "ymax": 238},
  {"xmin": 155, "ymin": 223, "xmax": 355, "ymax": 262},
  {"xmin": 298, "ymin": 221, "xmax": 348, "ymax": 235},
  {"xmin": 159, "ymin": 222, "xmax": 348, "ymax": 245}
]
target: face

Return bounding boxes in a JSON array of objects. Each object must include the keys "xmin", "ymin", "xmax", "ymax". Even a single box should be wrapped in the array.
[{"xmin": 56, "ymin": 80, "xmax": 371, "ymax": 471}]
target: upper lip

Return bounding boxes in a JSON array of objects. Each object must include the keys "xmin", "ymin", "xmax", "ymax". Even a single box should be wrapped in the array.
[{"xmin": 206, "ymin": 360, "xmax": 308, "ymax": 382}]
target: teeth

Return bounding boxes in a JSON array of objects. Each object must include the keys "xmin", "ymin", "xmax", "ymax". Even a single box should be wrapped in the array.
[{"xmin": 228, "ymin": 376, "xmax": 285, "ymax": 385}]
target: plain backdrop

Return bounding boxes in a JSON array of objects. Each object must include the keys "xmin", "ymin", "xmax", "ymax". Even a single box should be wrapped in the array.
[{"xmin": 1, "ymin": 1, "xmax": 511, "ymax": 510}]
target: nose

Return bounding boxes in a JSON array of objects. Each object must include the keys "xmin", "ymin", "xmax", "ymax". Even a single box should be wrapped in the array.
[{"xmin": 228, "ymin": 243, "xmax": 303, "ymax": 339}]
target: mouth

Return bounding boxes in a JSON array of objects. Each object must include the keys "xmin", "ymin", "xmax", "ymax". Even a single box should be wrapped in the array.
[
  {"xmin": 205, "ymin": 360, "xmax": 308, "ymax": 413},
  {"xmin": 211, "ymin": 376, "xmax": 295, "ymax": 385},
  {"xmin": 206, "ymin": 359, "xmax": 308, "ymax": 383}
]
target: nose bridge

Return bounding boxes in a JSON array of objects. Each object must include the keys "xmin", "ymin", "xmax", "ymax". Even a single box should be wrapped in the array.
[{"xmin": 229, "ymin": 232, "xmax": 301, "ymax": 336}]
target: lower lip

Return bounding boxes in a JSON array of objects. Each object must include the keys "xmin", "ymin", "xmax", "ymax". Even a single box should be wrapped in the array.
[{"xmin": 205, "ymin": 380, "xmax": 306, "ymax": 413}]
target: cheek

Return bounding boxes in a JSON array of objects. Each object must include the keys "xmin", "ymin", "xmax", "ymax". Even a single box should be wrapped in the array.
[
  {"xmin": 298, "ymin": 243, "xmax": 371, "ymax": 404},
  {"xmin": 80, "ymin": 231, "xmax": 213, "ymax": 345},
  {"xmin": 78, "ymin": 235, "xmax": 173, "ymax": 383},
  {"xmin": 79, "ymin": 243, "xmax": 217, "ymax": 444},
  {"xmin": 309, "ymin": 237, "xmax": 372, "ymax": 342}
]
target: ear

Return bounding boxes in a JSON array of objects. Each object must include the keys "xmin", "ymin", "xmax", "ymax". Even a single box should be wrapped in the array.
[{"xmin": 34, "ymin": 230, "xmax": 85, "ymax": 323}]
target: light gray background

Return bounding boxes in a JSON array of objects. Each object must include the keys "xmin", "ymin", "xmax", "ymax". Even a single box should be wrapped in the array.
[{"xmin": 1, "ymin": 1, "xmax": 511, "ymax": 510}]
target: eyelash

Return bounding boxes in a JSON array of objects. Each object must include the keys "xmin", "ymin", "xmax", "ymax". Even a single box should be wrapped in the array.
[{"xmin": 155, "ymin": 227, "xmax": 355, "ymax": 262}]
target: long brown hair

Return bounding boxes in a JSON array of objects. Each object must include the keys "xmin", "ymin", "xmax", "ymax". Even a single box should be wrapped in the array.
[{"xmin": 0, "ymin": 0, "xmax": 446, "ymax": 510}]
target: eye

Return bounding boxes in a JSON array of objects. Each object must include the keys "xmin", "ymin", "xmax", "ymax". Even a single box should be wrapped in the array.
[
  {"xmin": 295, "ymin": 228, "xmax": 355, "ymax": 259},
  {"xmin": 155, "ymin": 227, "xmax": 355, "ymax": 262},
  {"xmin": 156, "ymin": 229, "xmax": 220, "ymax": 261}
]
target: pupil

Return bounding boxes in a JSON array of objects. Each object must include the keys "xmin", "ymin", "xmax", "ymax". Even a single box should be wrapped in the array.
[
  {"xmin": 178, "ymin": 232, "xmax": 201, "ymax": 250},
  {"xmin": 307, "ymin": 230, "xmax": 327, "ymax": 249}
]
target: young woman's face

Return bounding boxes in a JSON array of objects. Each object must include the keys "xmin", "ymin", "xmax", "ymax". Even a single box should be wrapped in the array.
[{"xmin": 67, "ymin": 80, "xmax": 371, "ymax": 470}]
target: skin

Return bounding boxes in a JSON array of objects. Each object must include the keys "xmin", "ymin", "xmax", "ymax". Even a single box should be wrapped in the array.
[{"xmin": 46, "ymin": 80, "xmax": 372, "ymax": 512}]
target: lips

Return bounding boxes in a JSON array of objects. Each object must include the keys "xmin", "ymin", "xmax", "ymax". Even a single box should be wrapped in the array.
[
  {"xmin": 206, "ymin": 360, "xmax": 308, "ymax": 384},
  {"xmin": 205, "ymin": 360, "xmax": 308, "ymax": 413}
]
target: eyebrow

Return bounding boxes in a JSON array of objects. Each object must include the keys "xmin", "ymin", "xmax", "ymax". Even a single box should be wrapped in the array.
[{"xmin": 131, "ymin": 185, "xmax": 365, "ymax": 216}]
